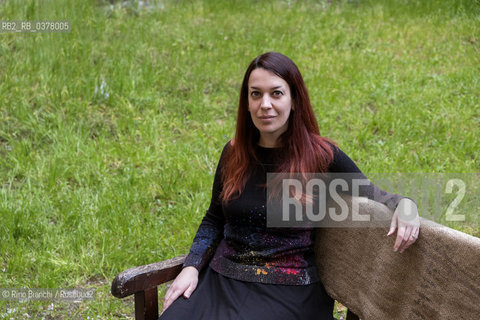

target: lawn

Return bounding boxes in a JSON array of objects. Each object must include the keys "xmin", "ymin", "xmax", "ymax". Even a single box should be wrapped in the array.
[{"xmin": 0, "ymin": 0, "xmax": 479, "ymax": 318}]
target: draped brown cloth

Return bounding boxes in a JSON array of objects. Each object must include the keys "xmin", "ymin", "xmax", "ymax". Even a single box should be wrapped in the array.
[{"xmin": 315, "ymin": 195, "xmax": 480, "ymax": 320}]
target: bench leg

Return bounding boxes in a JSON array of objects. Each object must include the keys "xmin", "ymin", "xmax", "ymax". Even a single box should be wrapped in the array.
[{"xmin": 134, "ymin": 287, "xmax": 158, "ymax": 320}]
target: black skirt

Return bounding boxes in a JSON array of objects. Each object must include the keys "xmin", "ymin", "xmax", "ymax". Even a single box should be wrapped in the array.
[{"xmin": 159, "ymin": 267, "xmax": 335, "ymax": 320}]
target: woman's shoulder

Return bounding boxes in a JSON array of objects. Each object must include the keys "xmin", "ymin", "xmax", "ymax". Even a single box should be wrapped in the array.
[
  {"xmin": 315, "ymin": 136, "xmax": 340, "ymax": 162},
  {"xmin": 216, "ymin": 139, "xmax": 233, "ymax": 163},
  {"xmin": 221, "ymin": 139, "xmax": 234, "ymax": 153},
  {"xmin": 316, "ymin": 138, "xmax": 351, "ymax": 171},
  {"xmin": 320, "ymin": 137, "xmax": 338, "ymax": 153}
]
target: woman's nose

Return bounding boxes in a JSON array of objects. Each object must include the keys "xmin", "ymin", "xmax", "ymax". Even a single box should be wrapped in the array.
[{"xmin": 261, "ymin": 95, "xmax": 272, "ymax": 109}]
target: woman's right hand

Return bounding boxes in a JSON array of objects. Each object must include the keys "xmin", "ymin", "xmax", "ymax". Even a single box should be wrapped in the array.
[{"xmin": 161, "ymin": 266, "xmax": 199, "ymax": 314}]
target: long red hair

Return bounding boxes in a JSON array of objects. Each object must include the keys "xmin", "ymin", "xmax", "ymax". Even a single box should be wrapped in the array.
[{"xmin": 220, "ymin": 52, "xmax": 335, "ymax": 202}]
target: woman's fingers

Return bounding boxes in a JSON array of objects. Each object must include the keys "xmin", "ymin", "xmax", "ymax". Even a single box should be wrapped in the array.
[
  {"xmin": 393, "ymin": 220, "xmax": 420, "ymax": 253},
  {"xmin": 397, "ymin": 205, "xmax": 421, "ymax": 252},
  {"xmin": 387, "ymin": 212, "xmax": 397, "ymax": 237},
  {"xmin": 398, "ymin": 225, "xmax": 413, "ymax": 253},
  {"xmin": 389, "ymin": 198, "xmax": 420, "ymax": 252},
  {"xmin": 162, "ymin": 279, "xmax": 186, "ymax": 313},
  {"xmin": 161, "ymin": 267, "xmax": 199, "ymax": 314},
  {"xmin": 393, "ymin": 225, "xmax": 406, "ymax": 252},
  {"xmin": 163, "ymin": 286, "xmax": 192, "ymax": 313},
  {"xmin": 399, "ymin": 225, "xmax": 420, "ymax": 252},
  {"xmin": 162, "ymin": 285, "xmax": 183, "ymax": 313},
  {"xmin": 183, "ymin": 281, "xmax": 197, "ymax": 299}
]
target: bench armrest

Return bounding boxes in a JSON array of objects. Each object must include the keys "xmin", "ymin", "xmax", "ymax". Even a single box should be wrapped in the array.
[
  {"xmin": 111, "ymin": 255, "xmax": 187, "ymax": 298},
  {"xmin": 111, "ymin": 255, "xmax": 186, "ymax": 320}
]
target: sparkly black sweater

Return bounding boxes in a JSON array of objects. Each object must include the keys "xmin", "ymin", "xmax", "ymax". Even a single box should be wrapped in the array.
[{"xmin": 183, "ymin": 142, "xmax": 405, "ymax": 285}]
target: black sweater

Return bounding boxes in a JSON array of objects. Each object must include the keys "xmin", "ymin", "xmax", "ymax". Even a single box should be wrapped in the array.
[{"xmin": 183, "ymin": 142, "xmax": 405, "ymax": 285}]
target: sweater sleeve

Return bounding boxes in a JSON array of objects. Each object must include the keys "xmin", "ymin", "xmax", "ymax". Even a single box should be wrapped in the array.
[
  {"xmin": 182, "ymin": 143, "xmax": 229, "ymax": 271},
  {"xmin": 329, "ymin": 146, "xmax": 409, "ymax": 211}
]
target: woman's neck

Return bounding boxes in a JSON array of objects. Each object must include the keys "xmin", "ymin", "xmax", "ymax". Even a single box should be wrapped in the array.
[{"xmin": 258, "ymin": 136, "xmax": 280, "ymax": 148}]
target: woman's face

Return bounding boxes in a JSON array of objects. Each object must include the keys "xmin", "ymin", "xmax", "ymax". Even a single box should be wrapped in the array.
[{"xmin": 247, "ymin": 68, "xmax": 293, "ymax": 148}]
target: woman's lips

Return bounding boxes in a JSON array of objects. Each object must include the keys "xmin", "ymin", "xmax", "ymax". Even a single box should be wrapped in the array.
[{"xmin": 258, "ymin": 115, "xmax": 275, "ymax": 120}]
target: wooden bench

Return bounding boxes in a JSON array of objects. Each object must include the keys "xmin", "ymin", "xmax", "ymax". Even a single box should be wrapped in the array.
[{"xmin": 111, "ymin": 195, "xmax": 480, "ymax": 319}]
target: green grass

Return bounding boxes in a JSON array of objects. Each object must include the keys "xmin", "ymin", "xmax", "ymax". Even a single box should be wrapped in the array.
[{"xmin": 1, "ymin": 0, "xmax": 479, "ymax": 318}]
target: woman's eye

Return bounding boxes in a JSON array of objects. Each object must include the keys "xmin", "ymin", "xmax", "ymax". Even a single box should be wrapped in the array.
[
  {"xmin": 251, "ymin": 91, "xmax": 260, "ymax": 97},
  {"xmin": 273, "ymin": 91, "xmax": 283, "ymax": 97}
]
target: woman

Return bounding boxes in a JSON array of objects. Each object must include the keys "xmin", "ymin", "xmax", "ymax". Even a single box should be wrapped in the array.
[{"xmin": 160, "ymin": 52, "xmax": 420, "ymax": 319}]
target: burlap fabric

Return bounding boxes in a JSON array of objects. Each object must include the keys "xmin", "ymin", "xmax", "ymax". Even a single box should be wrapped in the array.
[{"xmin": 315, "ymin": 195, "xmax": 480, "ymax": 319}]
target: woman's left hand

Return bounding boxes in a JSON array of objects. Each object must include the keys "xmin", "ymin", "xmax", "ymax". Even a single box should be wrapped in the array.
[{"xmin": 387, "ymin": 198, "xmax": 420, "ymax": 253}]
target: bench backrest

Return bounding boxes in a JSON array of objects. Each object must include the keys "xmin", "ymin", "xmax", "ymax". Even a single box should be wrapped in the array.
[{"xmin": 316, "ymin": 195, "xmax": 480, "ymax": 319}]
